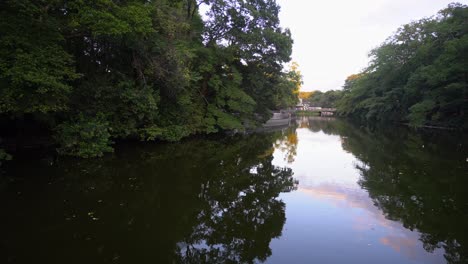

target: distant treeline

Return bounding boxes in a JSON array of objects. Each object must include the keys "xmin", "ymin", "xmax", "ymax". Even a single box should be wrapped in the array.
[
  {"xmin": 0, "ymin": 0, "xmax": 300, "ymax": 158},
  {"xmin": 303, "ymin": 3, "xmax": 467, "ymax": 129},
  {"xmin": 299, "ymin": 90, "xmax": 341, "ymax": 108}
]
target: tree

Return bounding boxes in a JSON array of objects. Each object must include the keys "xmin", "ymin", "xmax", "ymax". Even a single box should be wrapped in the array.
[
  {"xmin": 304, "ymin": 90, "xmax": 342, "ymax": 108},
  {"xmin": 0, "ymin": 0, "xmax": 79, "ymax": 115},
  {"xmin": 337, "ymin": 3, "xmax": 468, "ymax": 128},
  {"xmin": 0, "ymin": 0, "xmax": 298, "ymax": 157}
]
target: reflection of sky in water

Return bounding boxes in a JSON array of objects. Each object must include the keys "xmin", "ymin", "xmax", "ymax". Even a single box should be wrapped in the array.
[{"xmin": 267, "ymin": 126, "xmax": 445, "ymax": 264}]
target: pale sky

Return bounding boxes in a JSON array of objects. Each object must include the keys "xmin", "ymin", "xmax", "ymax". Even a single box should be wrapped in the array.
[{"xmin": 276, "ymin": 0, "xmax": 464, "ymax": 91}]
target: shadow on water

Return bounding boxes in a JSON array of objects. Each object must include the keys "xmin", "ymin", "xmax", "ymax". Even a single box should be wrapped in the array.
[{"xmin": 0, "ymin": 134, "xmax": 297, "ymax": 264}]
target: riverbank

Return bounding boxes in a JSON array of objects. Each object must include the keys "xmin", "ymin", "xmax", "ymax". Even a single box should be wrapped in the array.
[{"xmin": 1, "ymin": 114, "xmax": 466, "ymax": 166}]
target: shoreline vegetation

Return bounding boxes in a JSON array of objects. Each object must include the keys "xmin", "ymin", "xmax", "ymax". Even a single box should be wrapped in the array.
[
  {"xmin": 0, "ymin": 0, "xmax": 301, "ymax": 158},
  {"xmin": 300, "ymin": 3, "xmax": 467, "ymax": 131}
]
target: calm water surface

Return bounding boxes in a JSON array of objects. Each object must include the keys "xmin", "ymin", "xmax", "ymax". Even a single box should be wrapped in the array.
[{"xmin": 1, "ymin": 117, "xmax": 467, "ymax": 264}]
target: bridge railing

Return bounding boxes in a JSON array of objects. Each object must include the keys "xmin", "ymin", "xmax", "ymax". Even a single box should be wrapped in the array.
[
  {"xmin": 319, "ymin": 108, "xmax": 336, "ymax": 112},
  {"xmin": 295, "ymin": 108, "xmax": 337, "ymax": 112}
]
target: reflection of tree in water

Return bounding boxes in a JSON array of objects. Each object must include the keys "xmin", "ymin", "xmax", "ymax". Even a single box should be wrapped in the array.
[
  {"xmin": 174, "ymin": 133, "xmax": 297, "ymax": 263},
  {"xmin": 353, "ymin": 134, "xmax": 468, "ymax": 264},
  {"xmin": 0, "ymin": 133, "xmax": 297, "ymax": 264},
  {"xmin": 295, "ymin": 117, "xmax": 468, "ymax": 263},
  {"xmin": 274, "ymin": 117, "xmax": 349, "ymax": 164},
  {"xmin": 273, "ymin": 128, "xmax": 298, "ymax": 163},
  {"xmin": 304, "ymin": 117, "xmax": 468, "ymax": 264},
  {"xmin": 178, "ymin": 154, "xmax": 296, "ymax": 263},
  {"xmin": 297, "ymin": 116, "xmax": 346, "ymax": 136}
]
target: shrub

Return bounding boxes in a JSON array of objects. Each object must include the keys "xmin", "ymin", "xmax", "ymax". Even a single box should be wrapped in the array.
[{"xmin": 55, "ymin": 115, "xmax": 113, "ymax": 158}]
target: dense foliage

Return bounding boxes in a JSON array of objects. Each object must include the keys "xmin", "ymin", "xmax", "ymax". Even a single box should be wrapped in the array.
[
  {"xmin": 0, "ymin": 0, "xmax": 299, "ymax": 157},
  {"xmin": 301, "ymin": 90, "xmax": 342, "ymax": 108},
  {"xmin": 337, "ymin": 3, "xmax": 468, "ymax": 128}
]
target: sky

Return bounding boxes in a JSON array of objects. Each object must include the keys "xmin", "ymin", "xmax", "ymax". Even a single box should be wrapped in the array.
[{"xmin": 275, "ymin": 0, "xmax": 464, "ymax": 92}]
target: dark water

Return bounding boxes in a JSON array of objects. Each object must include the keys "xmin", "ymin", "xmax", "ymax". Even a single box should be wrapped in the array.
[{"xmin": 1, "ymin": 117, "xmax": 467, "ymax": 264}]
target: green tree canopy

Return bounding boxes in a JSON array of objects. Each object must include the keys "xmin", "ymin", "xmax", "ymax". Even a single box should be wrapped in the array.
[
  {"xmin": 337, "ymin": 3, "xmax": 468, "ymax": 129},
  {"xmin": 0, "ymin": 0, "xmax": 298, "ymax": 158}
]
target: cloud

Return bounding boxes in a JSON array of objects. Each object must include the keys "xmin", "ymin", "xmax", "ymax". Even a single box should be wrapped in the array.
[{"xmin": 276, "ymin": 0, "xmax": 458, "ymax": 91}]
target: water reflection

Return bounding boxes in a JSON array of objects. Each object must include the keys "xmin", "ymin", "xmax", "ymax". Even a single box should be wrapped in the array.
[
  {"xmin": 1, "ymin": 117, "xmax": 467, "ymax": 264},
  {"xmin": 273, "ymin": 128, "xmax": 298, "ymax": 164},
  {"xmin": 0, "ymin": 134, "xmax": 297, "ymax": 263},
  {"xmin": 344, "ymin": 124, "xmax": 468, "ymax": 264},
  {"xmin": 269, "ymin": 117, "xmax": 467, "ymax": 264}
]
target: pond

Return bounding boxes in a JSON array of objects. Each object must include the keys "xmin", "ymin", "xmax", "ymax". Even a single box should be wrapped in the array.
[{"xmin": 1, "ymin": 117, "xmax": 467, "ymax": 264}]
